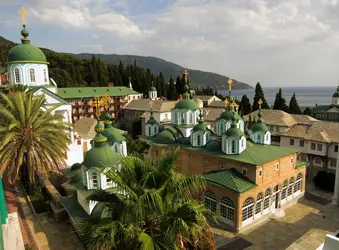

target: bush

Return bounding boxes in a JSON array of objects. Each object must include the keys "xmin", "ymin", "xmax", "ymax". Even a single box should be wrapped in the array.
[{"xmin": 313, "ymin": 170, "xmax": 335, "ymax": 191}]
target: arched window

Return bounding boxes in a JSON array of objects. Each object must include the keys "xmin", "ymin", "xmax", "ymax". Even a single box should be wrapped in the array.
[
  {"xmin": 174, "ymin": 112, "xmax": 178, "ymax": 124},
  {"xmin": 154, "ymin": 126, "xmax": 157, "ymax": 134},
  {"xmin": 264, "ymin": 188, "xmax": 271, "ymax": 210},
  {"xmin": 257, "ymin": 134, "xmax": 261, "ymax": 142},
  {"xmin": 106, "ymin": 174, "xmax": 112, "ymax": 186},
  {"xmin": 272, "ymin": 185, "xmax": 279, "ymax": 207},
  {"xmin": 190, "ymin": 113, "xmax": 193, "ymax": 123},
  {"xmin": 29, "ymin": 69, "xmax": 36, "ymax": 82},
  {"xmin": 281, "ymin": 180, "xmax": 288, "ymax": 200},
  {"xmin": 242, "ymin": 197, "xmax": 254, "ymax": 221},
  {"xmin": 255, "ymin": 193, "xmax": 263, "ymax": 215},
  {"xmin": 14, "ymin": 68, "xmax": 20, "ymax": 83},
  {"xmin": 114, "ymin": 144, "xmax": 118, "ymax": 153},
  {"xmin": 43, "ymin": 69, "xmax": 47, "ymax": 82},
  {"xmin": 265, "ymin": 134, "xmax": 269, "ymax": 141},
  {"xmin": 197, "ymin": 134, "xmax": 201, "ymax": 146},
  {"xmin": 288, "ymin": 177, "xmax": 294, "ymax": 196},
  {"xmin": 220, "ymin": 197, "xmax": 234, "ymax": 221},
  {"xmin": 231, "ymin": 139, "xmax": 236, "ymax": 153},
  {"xmin": 148, "ymin": 126, "xmax": 151, "ymax": 136},
  {"xmin": 241, "ymin": 138, "xmax": 244, "ymax": 147},
  {"xmin": 92, "ymin": 172, "xmax": 98, "ymax": 188},
  {"xmin": 181, "ymin": 113, "xmax": 185, "ymax": 123},
  {"xmin": 218, "ymin": 122, "xmax": 224, "ymax": 135},
  {"xmin": 294, "ymin": 173, "xmax": 302, "ymax": 193},
  {"xmin": 203, "ymin": 191, "xmax": 216, "ymax": 212}
]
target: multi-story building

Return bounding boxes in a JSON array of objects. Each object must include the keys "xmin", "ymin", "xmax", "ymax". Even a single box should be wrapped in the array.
[
  {"xmin": 142, "ymin": 78, "xmax": 307, "ymax": 233},
  {"xmin": 57, "ymin": 86, "xmax": 143, "ymax": 122},
  {"xmin": 243, "ymin": 109, "xmax": 339, "ymax": 178},
  {"xmin": 312, "ymin": 86, "xmax": 339, "ymax": 122}
]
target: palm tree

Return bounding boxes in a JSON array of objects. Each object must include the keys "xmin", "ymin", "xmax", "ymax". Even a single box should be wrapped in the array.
[
  {"xmin": 0, "ymin": 90, "xmax": 70, "ymax": 191},
  {"xmin": 80, "ymin": 148, "xmax": 216, "ymax": 250}
]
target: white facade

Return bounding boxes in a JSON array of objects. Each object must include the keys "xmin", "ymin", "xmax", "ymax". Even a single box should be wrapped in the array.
[
  {"xmin": 217, "ymin": 119, "xmax": 244, "ymax": 136},
  {"xmin": 111, "ymin": 141, "xmax": 127, "ymax": 156},
  {"xmin": 171, "ymin": 109, "xmax": 200, "ymax": 126},
  {"xmin": 146, "ymin": 123, "xmax": 160, "ymax": 137},
  {"xmin": 248, "ymin": 131, "xmax": 271, "ymax": 145},
  {"xmin": 149, "ymin": 90, "xmax": 157, "ymax": 100},
  {"xmin": 190, "ymin": 129, "xmax": 211, "ymax": 147},
  {"xmin": 222, "ymin": 135, "xmax": 247, "ymax": 155},
  {"xmin": 7, "ymin": 62, "xmax": 49, "ymax": 86}
]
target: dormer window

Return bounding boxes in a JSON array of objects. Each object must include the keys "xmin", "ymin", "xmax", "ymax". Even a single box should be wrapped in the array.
[
  {"xmin": 231, "ymin": 140, "xmax": 236, "ymax": 153},
  {"xmin": 257, "ymin": 134, "xmax": 261, "ymax": 142},
  {"xmin": 197, "ymin": 134, "xmax": 201, "ymax": 145},
  {"xmin": 190, "ymin": 113, "xmax": 193, "ymax": 123},
  {"xmin": 154, "ymin": 126, "xmax": 157, "ymax": 134},
  {"xmin": 148, "ymin": 127, "xmax": 151, "ymax": 135},
  {"xmin": 29, "ymin": 69, "xmax": 36, "ymax": 82},
  {"xmin": 92, "ymin": 172, "xmax": 98, "ymax": 188}
]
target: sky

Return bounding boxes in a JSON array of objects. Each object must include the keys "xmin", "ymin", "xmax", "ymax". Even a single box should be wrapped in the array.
[{"xmin": 1, "ymin": 0, "xmax": 339, "ymax": 87}]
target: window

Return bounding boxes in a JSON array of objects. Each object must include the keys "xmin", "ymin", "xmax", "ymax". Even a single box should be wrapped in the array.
[
  {"xmin": 317, "ymin": 144, "xmax": 322, "ymax": 151},
  {"xmin": 294, "ymin": 173, "xmax": 302, "ymax": 193},
  {"xmin": 231, "ymin": 140, "xmax": 236, "ymax": 153},
  {"xmin": 204, "ymin": 158, "xmax": 208, "ymax": 168},
  {"xmin": 288, "ymin": 177, "xmax": 294, "ymax": 196},
  {"xmin": 276, "ymin": 162, "xmax": 279, "ymax": 170},
  {"xmin": 315, "ymin": 157, "xmax": 321, "ymax": 164},
  {"xmin": 148, "ymin": 127, "xmax": 151, "ymax": 136},
  {"xmin": 14, "ymin": 68, "xmax": 20, "ymax": 83},
  {"xmin": 92, "ymin": 172, "xmax": 98, "ymax": 188},
  {"xmin": 281, "ymin": 180, "xmax": 288, "ymax": 200},
  {"xmin": 43, "ymin": 69, "xmax": 47, "ymax": 82},
  {"xmin": 242, "ymin": 168, "xmax": 247, "ymax": 176},
  {"xmin": 204, "ymin": 191, "xmax": 216, "ymax": 212},
  {"xmin": 218, "ymin": 122, "xmax": 224, "ymax": 135},
  {"xmin": 264, "ymin": 188, "xmax": 271, "ymax": 210},
  {"xmin": 174, "ymin": 113, "xmax": 178, "ymax": 124},
  {"xmin": 189, "ymin": 154, "xmax": 193, "ymax": 164},
  {"xmin": 242, "ymin": 197, "xmax": 254, "ymax": 221},
  {"xmin": 335, "ymin": 145, "xmax": 339, "ymax": 152},
  {"xmin": 290, "ymin": 157, "xmax": 294, "ymax": 164},
  {"xmin": 181, "ymin": 113, "xmax": 185, "ymax": 123},
  {"xmin": 29, "ymin": 68, "xmax": 36, "ymax": 82},
  {"xmin": 259, "ymin": 169, "xmax": 262, "ymax": 177},
  {"xmin": 197, "ymin": 134, "xmax": 201, "ymax": 146},
  {"xmin": 255, "ymin": 193, "xmax": 263, "ymax": 215},
  {"xmin": 114, "ymin": 145, "xmax": 118, "ymax": 153},
  {"xmin": 290, "ymin": 139, "xmax": 294, "ymax": 146},
  {"xmin": 220, "ymin": 163, "xmax": 225, "ymax": 169},
  {"xmin": 220, "ymin": 197, "xmax": 234, "ymax": 221},
  {"xmin": 155, "ymin": 150, "xmax": 158, "ymax": 157},
  {"xmin": 257, "ymin": 134, "xmax": 261, "ymax": 142},
  {"xmin": 154, "ymin": 126, "xmax": 157, "ymax": 134},
  {"xmin": 106, "ymin": 175, "xmax": 112, "ymax": 186},
  {"xmin": 265, "ymin": 134, "xmax": 268, "ymax": 141},
  {"xmin": 299, "ymin": 140, "xmax": 304, "ymax": 147},
  {"xmin": 190, "ymin": 113, "xmax": 193, "ymax": 123},
  {"xmin": 241, "ymin": 139, "xmax": 244, "ymax": 147},
  {"xmin": 311, "ymin": 143, "xmax": 316, "ymax": 150},
  {"xmin": 275, "ymin": 126, "xmax": 279, "ymax": 132},
  {"xmin": 330, "ymin": 159, "xmax": 336, "ymax": 167}
]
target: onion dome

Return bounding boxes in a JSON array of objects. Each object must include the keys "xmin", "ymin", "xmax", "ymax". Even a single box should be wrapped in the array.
[
  {"xmin": 224, "ymin": 112, "xmax": 244, "ymax": 138},
  {"xmin": 174, "ymin": 76, "xmax": 198, "ymax": 110},
  {"xmin": 8, "ymin": 25, "xmax": 47, "ymax": 64},
  {"xmin": 249, "ymin": 108, "xmax": 268, "ymax": 133},
  {"xmin": 333, "ymin": 86, "xmax": 339, "ymax": 98},
  {"xmin": 192, "ymin": 111, "xmax": 208, "ymax": 132},
  {"xmin": 150, "ymin": 86, "xmax": 156, "ymax": 91},
  {"xmin": 146, "ymin": 110, "xmax": 159, "ymax": 125},
  {"xmin": 101, "ymin": 113, "xmax": 125, "ymax": 144},
  {"xmin": 218, "ymin": 99, "xmax": 241, "ymax": 121},
  {"xmin": 83, "ymin": 120, "xmax": 118, "ymax": 169}
]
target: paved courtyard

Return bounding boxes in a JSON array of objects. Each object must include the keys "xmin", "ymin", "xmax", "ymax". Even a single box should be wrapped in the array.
[{"xmin": 213, "ymin": 198, "xmax": 339, "ymax": 250}]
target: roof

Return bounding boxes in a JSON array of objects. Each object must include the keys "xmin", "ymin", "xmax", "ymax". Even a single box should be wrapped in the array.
[
  {"xmin": 192, "ymin": 121, "xmax": 208, "ymax": 132},
  {"xmin": 60, "ymin": 193, "xmax": 89, "ymax": 225},
  {"xmin": 243, "ymin": 109, "xmax": 317, "ymax": 127},
  {"xmin": 224, "ymin": 125, "xmax": 244, "ymax": 138},
  {"xmin": 208, "ymin": 100, "xmax": 239, "ymax": 108},
  {"xmin": 102, "ymin": 123, "xmax": 126, "ymax": 144},
  {"xmin": 32, "ymin": 87, "xmax": 69, "ymax": 104},
  {"xmin": 57, "ymin": 86, "xmax": 141, "ymax": 99},
  {"xmin": 174, "ymin": 99, "xmax": 199, "ymax": 110},
  {"xmin": 249, "ymin": 120, "xmax": 268, "ymax": 133},
  {"xmin": 8, "ymin": 44, "xmax": 47, "ymax": 64},
  {"xmin": 203, "ymin": 168, "xmax": 257, "ymax": 193},
  {"xmin": 218, "ymin": 110, "xmax": 241, "ymax": 121},
  {"xmin": 148, "ymin": 136, "xmax": 297, "ymax": 166},
  {"xmin": 312, "ymin": 105, "xmax": 330, "ymax": 114},
  {"xmin": 203, "ymin": 109, "xmax": 224, "ymax": 121},
  {"xmin": 281, "ymin": 121, "xmax": 339, "ymax": 143},
  {"xmin": 83, "ymin": 143, "xmax": 119, "ymax": 170},
  {"xmin": 193, "ymin": 95, "xmax": 220, "ymax": 102},
  {"xmin": 124, "ymin": 99, "xmax": 176, "ymax": 112}
]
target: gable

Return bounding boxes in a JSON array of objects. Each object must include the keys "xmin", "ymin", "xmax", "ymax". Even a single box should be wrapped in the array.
[
  {"xmin": 33, "ymin": 87, "xmax": 69, "ymax": 105},
  {"xmin": 326, "ymin": 107, "xmax": 339, "ymax": 113}
]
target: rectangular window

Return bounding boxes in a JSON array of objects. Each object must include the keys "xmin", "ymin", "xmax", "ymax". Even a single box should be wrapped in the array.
[
  {"xmin": 204, "ymin": 158, "xmax": 208, "ymax": 168},
  {"xmin": 259, "ymin": 169, "xmax": 262, "ymax": 177},
  {"xmin": 242, "ymin": 168, "xmax": 247, "ymax": 176},
  {"xmin": 335, "ymin": 145, "xmax": 339, "ymax": 152},
  {"xmin": 311, "ymin": 143, "xmax": 316, "ymax": 150},
  {"xmin": 276, "ymin": 162, "xmax": 279, "ymax": 170},
  {"xmin": 290, "ymin": 157, "xmax": 294, "ymax": 164},
  {"xmin": 299, "ymin": 140, "xmax": 304, "ymax": 147},
  {"xmin": 290, "ymin": 139, "xmax": 294, "ymax": 146},
  {"xmin": 317, "ymin": 144, "xmax": 322, "ymax": 151}
]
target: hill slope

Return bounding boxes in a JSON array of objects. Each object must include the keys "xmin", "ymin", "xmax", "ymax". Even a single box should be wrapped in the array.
[{"xmin": 75, "ymin": 53, "xmax": 252, "ymax": 90}]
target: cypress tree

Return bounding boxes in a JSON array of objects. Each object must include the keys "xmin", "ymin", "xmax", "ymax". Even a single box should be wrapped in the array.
[
  {"xmin": 288, "ymin": 93, "xmax": 301, "ymax": 114},
  {"xmin": 252, "ymin": 82, "xmax": 270, "ymax": 111},
  {"xmin": 303, "ymin": 107, "xmax": 312, "ymax": 116},
  {"xmin": 167, "ymin": 76, "xmax": 177, "ymax": 100},
  {"xmin": 273, "ymin": 88, "xmax": 288, "ymax": 112},
  {"xmin": 175, "ymin": 76, "xmax": 181, "ymax": 96},
  {"xmin": 238, "ymin": 95, "xmax": 252, "ymax": 116}
]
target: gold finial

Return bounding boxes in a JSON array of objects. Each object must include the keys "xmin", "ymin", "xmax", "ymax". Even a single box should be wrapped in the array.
[
  {"xmin": 18, "ymin": 6, "xmax": 28, "ymax": 25},
  {"xmin": 183, "ymin": 70, "xmax": 189, "ymax": 81},
  {"xmin": 89, "ymin": 96, "xmax": 102, "ymax": 118},
  {"xmin": 101, "ymin": 94, "xmax": 110, "ymax": 110},
  {"xmin": 224, "ymin": 98, "xmax": 229, "ymax": 108},
  {"xmin": 231, "ymin": 100, "xmax": 236, "ymax": 112},
  {"xmin": 228, "ymin": 78, "xmax": 233, "ymax": 92},
  {"xmin": 258, "ymin": 98, "xmax": 263, "ymax": 109}
]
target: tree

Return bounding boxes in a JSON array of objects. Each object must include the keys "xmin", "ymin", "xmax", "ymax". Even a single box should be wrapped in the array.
[
  {"xmin": 125, "ymin": 134, "xmax": 150, "ymax": 158},
  {"xmin": 167, "ymin": 76, "xmax": 177, "ymax": 100},
  {"xmin": 273, "ymin": 88, "xmax": 288, "ymax": 112},
  {"xmin": 175, "ymin": 76, "xmax": 182, "ymax": 96},
  {"xmin": 252, "ymin": 82, "xmax": 270, "ymax": 111},
  {"xmin": 288, "ymin": 93, "xmax": 301, "ymax": 114},
  {"xmin": 238, "ymin": 95, "xmax": 252, "ymax": 116},
  {"xmin": 0, "ymin": 90, "xmax": 70, "ymax": 191},
  {"xmin": 303, "ymin": 107, "xmax": 312, "ymax": 116},
  {"xmin": 80, "ymin": 148, "xmax": 214, "ymax": 250}
]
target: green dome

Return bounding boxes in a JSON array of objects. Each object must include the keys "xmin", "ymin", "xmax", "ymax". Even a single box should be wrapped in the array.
[
  {"xmin": 219, "ymin": 110, "xmax": 241, "ymax": 121},
  {"xmin": 8, "ymin": 44, "xmax": 47, "ymax": 63},
  {"xmin": 224, "ymin": 127, "xmax": 244, "ymax": 138},
  {"xmin": 249, "ymin": 121, "xmax": 268, "ymax": 133},
  {"xmin": 147, "ymin": 117, "xmax": 159, "ymax": 125},
  {"xmin": 102, "ymin": 126, "xmax": 125, "ymax": 144},
  {"xmin": 192, "ymin": 122, "xmax": 208, "ymax": 132},
  {"xmin": 83, "ymin": 145, "xmax": 118, "ymax": 169},
  {"xmin": 333, "ymin": 86, "xmax": 339, "ymax": 98},
  {"xmin": 174, "ymin": 99, "xmax": 199, "ymax": 110},
  {"xmin": 150, "ymin": 87, "xmax": 156, "ymax": 91},
  {"xmin": 71, "ymin": 163, "xmax": 82, "ymax": 171}
]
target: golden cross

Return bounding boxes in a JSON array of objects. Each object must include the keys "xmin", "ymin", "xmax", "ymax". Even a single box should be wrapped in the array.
[
  {"xmin": 231, "ymin": 100, "xmax": 236, "ymax": 112},
  {"xmin": 258, "ymin": 98, "xmax": 263, "ymax": 109},
  {"xmin": 228, "ymin": 78, "xmax": 233, "ymax": 92},
  {"xmin": 101, "ymin": 94, "xmax": 110, "ymax": 110},
  {"xmin": 183, "ymin": 70, "xmax": 189, "ymax": 81},
  {"xmin": 18, "ymin": 6, "xmax": 28, "ymax": 25},
  {"xmin": 89, "ymin": 96, "xmax": 102, "ymax": 118},
  {"xmin": 224, "ymin": 98, "xmax": 229, "ymax": 109}
]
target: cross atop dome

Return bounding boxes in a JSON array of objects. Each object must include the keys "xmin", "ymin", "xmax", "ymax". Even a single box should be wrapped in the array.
[
  {"xmin": 18, "ymin": 6, "xmax": 28, "ymax": 25},
  {"xmin": 183, "ymin": 70, "xmax": 189, "ymax": 82}
]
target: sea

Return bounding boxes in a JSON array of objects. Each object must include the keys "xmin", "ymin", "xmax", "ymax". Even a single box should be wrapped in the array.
[{"xmin": 218, "ymin": 86, "xmax": 336, "ymax": 108}]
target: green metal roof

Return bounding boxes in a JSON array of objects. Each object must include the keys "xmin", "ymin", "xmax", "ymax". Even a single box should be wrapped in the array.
[
  {"xmin": 102, "ymin": 124, "xmax": 125, "ymax": 144},
  {"xmin": 57, "ymin": 86, "xmax": 141, "ymax": 99},
  {"xmin": 224, "ymin": 125, "xmax": 244, "ymax": 138},
  {"xmin": 218, "ymin": 110, "xmax": 241, "ymax": 121},
  {"xmin": 8, "ymin": 44, "xmax": 47, "ymax": 63},
  {"xmin": 146, "ymin": 117, "xmax": 159, "ymax": 126},
  {"xmin": 150, "ymin": 87, "xmax": 156, "ymax": 91},
  {"xmin": 312, "ymin": 105, "xmax": 330, "ymax": 114},
  {"xmin": 174, "ymin": 99, "xmax": 199, "ymax": 110},
  {"xmin": 296, "ymin": 161, "xmax": 308, "ymax": 169},
  {"xmin": 150, "ymin": 138, "xmax": 297, "ymax": 166},
  {"xmin": 192, "ymin": 121, "xmax": 208, "ymax": 132},
  {"xmin": 249, "ymin": 120, "xmax": 268, "ymax": 133},
  {"xmin": 203, "ymin": 168, "xmax": 257, "ymax": 193},
  {"xmin": 153, "ymin": 127, "xmax": 183, "ymax": 144},
  {"xmin": 83, "ymin": 145, "xmax": 119, "ymax": 170},
  {"xmin": 60, "ymin": 193, "xmax": 89, "ymax": 226}
]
